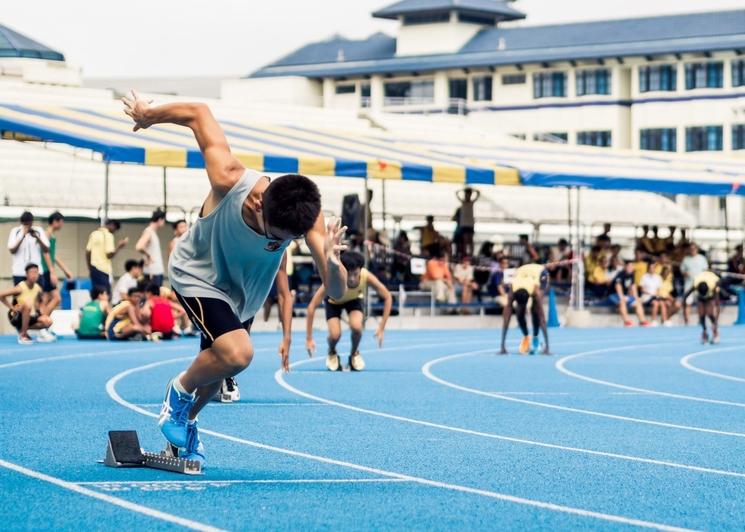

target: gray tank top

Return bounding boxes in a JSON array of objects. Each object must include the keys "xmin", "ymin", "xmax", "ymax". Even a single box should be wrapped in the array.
[
  {"xmin": 169, "ymin": 170, "xmax": 289, "ymax": 321},
  {"xmin": 143, "ymin": 227, "xmax": 164, "ymax": 276}
]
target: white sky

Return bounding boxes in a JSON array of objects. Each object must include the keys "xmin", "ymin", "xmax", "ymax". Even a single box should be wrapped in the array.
[{"xmin": 3, "ymin": 0, "xmax": 745, "ymax": 78}]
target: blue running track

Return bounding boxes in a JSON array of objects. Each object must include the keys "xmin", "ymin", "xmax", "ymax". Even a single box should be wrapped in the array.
[{"xmin": 1, "ymin": 326, "xmax": 745, "ymax": 530}]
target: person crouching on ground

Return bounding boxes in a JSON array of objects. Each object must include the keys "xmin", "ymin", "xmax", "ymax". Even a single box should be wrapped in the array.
[
  {"xmin": 75, "ymin": 286, "xmax": 111, "ymax": 339},
  {"xmin": 500, "ymin": 263, "xmax": 550, "ymax": 355},
  {"xmin": 306, "ymin": 251, "xmax": 392, "ymax": 371},
  {"xmin": 105, "ymin": 286, "xmax": 150, "ymax": 340},
  {"xmin": 683, "ymin": 271, "xmax": 722, "ymax": 345},
  {"xmin": 0, "ymin": 263, "xmax": 54, "ymax": 345},
  {"xmin": 141, "ymin": 283, "xmax": 185, "ymax": 340}
]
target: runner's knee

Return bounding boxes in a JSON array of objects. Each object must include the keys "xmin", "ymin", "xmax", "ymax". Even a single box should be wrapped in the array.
[{"xmin": 215, "ymin": 341, "xmax": 254, "ymax": 372}]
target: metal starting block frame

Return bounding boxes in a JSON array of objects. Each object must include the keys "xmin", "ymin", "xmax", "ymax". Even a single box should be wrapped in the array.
[{"xmin": 101, "ymin": 430, "xmax": 202, "ymax": 475}]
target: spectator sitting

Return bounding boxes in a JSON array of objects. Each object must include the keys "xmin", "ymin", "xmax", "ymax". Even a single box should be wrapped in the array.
[
  {"xmin": 0, "ymin": 263, "xmax": 54, "ymax": 344},
  {"xmin": 7, "ymin": 211, "xmax": 49, "ymax": 286},
  {"xmin": 657, "ymin": 265, "xmax": 680, "ymax": 326},
  {"xmin": 487, "ymin": 256, "xmax": 511, "ymax": 307},
  {"xmin": 610, "ymin": 261, "xmax": 650, "ymax": 327},
  {"xmin": 453, "ymin": 256, "xmax": 478, "ymax": 312},
  {"xmin": 608, "ymin": 250, "xmax": 624, "ymax": 281},
  {"xmin": 587, "ymin": 255, "xmax": 612, "ymax": 298},
  {"xmin": 105, "ymin": 286, "xmax": 149, "ymax": 340},
  {"xmin": 420, "ymin": 245, "xmax": 456, "ymax": 304},
  {"xmin": 141, "ymin": 284, "xmax": 184, "ymax": 340},
  {"xmin": 632, "ymin": 248, "xmax": 649, "ymax": 287},
  {"xmin": 638, "ymin": 225, "xmax": 656, "ymax": 256},
  {"xmin": 549, "ymin": 238, "xmax": 572, "ymax": 282},
  {"xmin": 113, "ymin": 259, "xmax": 144, "ymax": 305},
  {"xmin": 639, "ymin": 264, "xmax": 665, "ymax": 326},
  {"xmin": 75, "ymin": 286, "xmax": 111, "ymax": 339},
  {"xmin": 517, "ymin": 234, "xmax": 539, "ymax": 265},
  {"xmin": 584, "ymin": 245, "xmax": 604, "ymax": 281}
]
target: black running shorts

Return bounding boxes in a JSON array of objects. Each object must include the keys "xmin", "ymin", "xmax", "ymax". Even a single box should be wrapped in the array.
[
  {"xmin": 175, "ymin": 291, "xmax": 254, "ymax": 351},
  {"xmin": 324, "ymin": 298, "xmax": 364, "ymax": 321}
]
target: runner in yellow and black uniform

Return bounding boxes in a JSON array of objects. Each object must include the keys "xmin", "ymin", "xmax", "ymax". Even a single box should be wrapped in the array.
[
  {"xmin": 500, "ymin": 263, "xmax": 550, "ymax": 356},
  {"xmin": 683, "ymin": 271, "xmax": 722, "ymax": 345}
]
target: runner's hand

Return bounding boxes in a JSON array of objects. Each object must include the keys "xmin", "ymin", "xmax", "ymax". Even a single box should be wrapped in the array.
[
  {"xmin": 306, "ymin": 338, "xmax": 316, "ymax": 358},
  {"xmin": 374, "ymin": 327, "xmax": 384, "ymax": 348},
  {"xmin": 324, "ymin": 217, "xmax": 347, "ymax": 267},
  {"xmin": 279, "ymin": 337, "xmax": 291, "ymax": 372},
  {"xmin": 122, "ymin": 90, "xmax": 154, "ymax": 131}
]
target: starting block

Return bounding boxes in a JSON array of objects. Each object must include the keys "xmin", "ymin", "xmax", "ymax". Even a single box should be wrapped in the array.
[
  {"xmin": 212, "ymin": 377, "xmax": 240, "ymax": 403},
  {"xmin": 101, "ymin": 430, "xmax": 202, "ymax": 475}
]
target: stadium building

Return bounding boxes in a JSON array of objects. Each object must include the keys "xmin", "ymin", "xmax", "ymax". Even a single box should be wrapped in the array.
[{"xmin": 239, "ymin": 1, "xmax": 745, "ymax": 156}]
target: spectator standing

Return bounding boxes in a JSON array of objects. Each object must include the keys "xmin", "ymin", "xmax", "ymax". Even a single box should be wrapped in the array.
[
  {"xmin": 136, "ymin": 209, "xmax": 167, "ymax": 287},
  {"xmin": 86, "ymin": 219, "xmax": 128, "ymax": 295},
  {"xmin": 168, "ymin": 219, "xmax": 189, "ymax": 257},
  {"xmin": 680, "ymin": 243, "xmax": 709, "ymax": 324},
  {"xmin": 417, "ymin": 215, "xmax": 440, "ymax": 256},
  {"xmin": 727, "ymin": 244, "xmax": 745, "ymax": 288},
  {"xmin": 455, "ymin": 187, "xmax": 480, "ymax": 257},
  {"xmin": 392, "ymin": 230, "xmax": 412, "ymax": 282},
  {"xmin": 7, "ymin": 211, "xmax": 49, "ymax": 285},
  {"xmin": 41, "ymin": 211, "xmax": 74, "ymax": 314}
]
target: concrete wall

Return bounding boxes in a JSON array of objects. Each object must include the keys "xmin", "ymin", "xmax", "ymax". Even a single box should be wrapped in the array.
[{"xmin": 221, "ymin": 76, "xmax": 323, "ymax": 107}]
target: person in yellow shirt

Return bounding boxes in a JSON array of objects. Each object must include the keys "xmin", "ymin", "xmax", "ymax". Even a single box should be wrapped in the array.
[
  {"xmin": 306, "ymin": 251, "xmax": 392, "ymax": 372},
  {"xmin": 683, "ymin": 271, "xmax": 722, "ymax": 344},
  {"xmin": 500, "ymin": 263, "xmax": 550, "ymax": 356},
  {"xmin": 85, "ymin": 219, "xmax": 128, "ymax": 295},
  {"xmin": 105, "ymin": 286, "xmax": 149, "ymax": 340},
  {"xmin": 0, "ymin": 263, "xmax": 53, "ymax": 344}
]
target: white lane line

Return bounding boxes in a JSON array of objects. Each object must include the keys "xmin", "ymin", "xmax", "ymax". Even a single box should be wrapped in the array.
[
  {"xmin": 278, "ymin": 351, "xmax": 745, "ymax": 479},
  {"xmin": 556, "ymin": 346, "xmax": 745, "ymax": 409},
  {"xmin": 422, "ymin": 345, "xmax": 745, "ymax": 439},
  {"xmin": 135, "ymin": 402, "xmax": 331, "ymax": 408},
  {"xmin": 0, "ymin": 458, "xmax": 224, "ymax": 532},
  {"xmin": 680, "ymin": 346, "xmax": 745, "ymax": 383},
  {"xmin": 107, "ymin": 353, "xmax": 692, "ymax": 531},
  {"xmin": 77, "ymin": 478, "xmax": 410, "ymax": 488}
]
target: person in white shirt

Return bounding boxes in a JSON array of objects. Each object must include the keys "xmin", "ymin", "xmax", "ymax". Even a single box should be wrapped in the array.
[
  {"xmin": 453, "ymin": 255, "xmax": 478, "ymax": 310},
  {"xmin": 7, "ymin": 211, "xmax": 49, "ymax": 285},
  {"xmin": 136, "ymin": 209, "xmax": 167, "ymax": 287},
  {"xmin": 680, "ymin": 243, "xmax": 709, "ymax": 324},
  {"xmin": 639, "ymin": 266, "xmax": 664, "ymax": 325},
  {"xmin": 112, "ymin": 260, "xmax": 143, "ymax": 306}
]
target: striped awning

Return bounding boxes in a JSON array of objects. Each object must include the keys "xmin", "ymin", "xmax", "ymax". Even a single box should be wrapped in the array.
[{"xmin": 0, "ymin": 103, "xmax": 520, "ymax": 186}]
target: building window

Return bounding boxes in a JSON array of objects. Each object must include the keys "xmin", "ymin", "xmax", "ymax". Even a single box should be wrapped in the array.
[
  {"xmin": 458, "ymin": 13, "xmax": 496, "ymax": 25},
  {"xmin": 402, "ymin": 12, "xmax": 450, "ymax": 25},
  {"xmin": 733, "ymin": 60, "xmax": 745, "ymax": 88},
  {"xmin": 510, "ymin": 133, "xmax": 527, "ymax": 141},
  {"xmin": 576, "ymin": 69, "xmax": 611, "ymax": 96},
  {"xmin": 384, "ymin": 80, "xmax": 435, "ymax": 105},
  {"xmin": 685, "ymin": 62, "xmax": 724, "ymax": 90},
  {"xmin": 533, "ymin": 72, "xmax": 566, "ymax": 98},
  {"xmin": 360, "ymin": 83, "xmax": 371, "ymax": 107},
  {"xmin": 533, "ymin": 132, "xmax": 568, "ymax": 143},
  {"xmin": 733, "ymin": 124, "xmax": 745, "ymax": 150},
  {"xmin": 472, "ymin": 76, "xmax": 492, "ymax": 101},
  {"xmin": 502, "ymin": 73, "xmax": 526, "ymax": 85},
  {"xmin": 449, "ymin": 78, "xmax": 467, "ymax": 100},
  {"xmin": 640, "ymin": 128, "xmax": 677, "ymax": 152},
  {"xmin": 639, "ymin": 64, "xmax": 677, "ymax": 92},
  {"xmin": 685, "ymin": 126, "xmax": 723, "ymax": 151},
  {"xmin": 577, "ymin": 130, "xmax": 612, "ymax": 147},
  {"xmin": 335, "ymin": 84, "xmax": 355, "ymax": 95}
]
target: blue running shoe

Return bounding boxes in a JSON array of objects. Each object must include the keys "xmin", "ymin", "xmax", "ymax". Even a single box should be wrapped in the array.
[
  {"xmin": 158, "ymin": 377, "xmax": 196, "ymax": 448},
  {"xmin": 530, "ymin": 336, "xmax": 540, "ymax": 355},
  {"xmin": 181, "ymin": 421, "xmax": 205, "ymax": 466}
]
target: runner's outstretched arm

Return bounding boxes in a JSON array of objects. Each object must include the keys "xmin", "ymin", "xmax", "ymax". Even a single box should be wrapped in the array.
[
  {"xmin": 305, "ymin": 286, "xmax": 326, "ymax": 357},
  {"xmin": 276, "ymin": 253, "xmax": 293, "ymax": 372},
  {"xmin": 122, "ymin": 91, "xmax": 244, "ymax": 196},
  {"xmin": 305, "ymin": 216, "xmax": 348, "ymax": 300}
]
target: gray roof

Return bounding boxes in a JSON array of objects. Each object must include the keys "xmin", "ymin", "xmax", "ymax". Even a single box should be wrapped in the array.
[
  {"xmin": 373, "ymin": 0, "xmax": 525, "ymax": 21},
  {"xmin": 0, "ymin": 23, "xmax": 65, "ymax": 61},
  {"xmin": 251, "ymin": 9, "xmax": 745, "ymax": 79}
]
